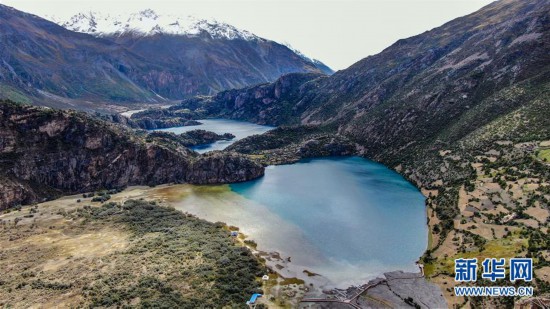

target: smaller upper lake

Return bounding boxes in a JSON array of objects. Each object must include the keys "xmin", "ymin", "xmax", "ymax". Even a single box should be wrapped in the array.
[{"xmin": 157, "ymin": 119, "xmax": 273, "ymax": 153}]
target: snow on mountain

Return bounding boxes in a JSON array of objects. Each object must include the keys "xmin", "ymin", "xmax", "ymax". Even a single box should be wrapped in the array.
[
  {"xmin": 49, "ymin": 9, "xmax": 260, "ymax": 41},
  {"xmin": 283, "ymin": 42, "xmax": 335, "ymax": 74},
  {"xmin": 283, "ymin": 43, "xmax": 313, "ymax": 62},
  {"xmin": 46, "ymin": 9, "xmax": 333, "ymax": 74}
]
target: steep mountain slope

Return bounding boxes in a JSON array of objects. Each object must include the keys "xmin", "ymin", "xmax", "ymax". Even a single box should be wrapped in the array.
[
  {"xmin": 284, "ymin": 43, "xmax": 334, "ymax": 77},
  {"xmin": 157, "ymin": 0, "xmax": 549, "ymax": 161},
  {"xmin": 132, "ymin": 72, "xmax": 327, "ymax": 126},
  {"xmin": 136, "ymin": 0, "xmax": 550, "ymax": 304},
  {"xmin": 109, "ymin": 33, "xmax": 327, "ymax": 98},
  {"xmin": 55, "ymin": 10, "xmax": 333, "ymax": 96},
  {"xmin": 0, "ymin": 5, "xmax": 158, "ymax": 112},
  {"xmin": 0, "ymin": 5, "xmax": 331, "ymax": 112},
  {"xmin": 299, "ymin": 0, "xmax": 549, "ymax": 163},
  {"xmin": 0, "ymin": 100, "xmax": 263, "ymax": 210}
]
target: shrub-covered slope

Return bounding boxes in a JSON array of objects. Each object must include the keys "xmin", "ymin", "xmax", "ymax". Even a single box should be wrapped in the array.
[{"xmin": 0, "ymin": 199, "xmax": 264, "ymax": 308}]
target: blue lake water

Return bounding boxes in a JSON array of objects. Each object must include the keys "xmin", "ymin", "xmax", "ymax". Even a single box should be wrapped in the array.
[
  {"xmin": 157, "ymin": 119, "xmax": 273, "ymax": 153},
  {"xmin": 164, "ymin": 120, "xmax": 427, "ymax": 286},
  {"xmin": 230, "ymin": 157, "xmax": 427, "ymax": 281}
]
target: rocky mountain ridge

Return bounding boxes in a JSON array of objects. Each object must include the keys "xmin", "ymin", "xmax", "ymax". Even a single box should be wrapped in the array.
[
  {"xmin": 0, "ymin": 4, "xmax": 331, "ymax": 112},
  {"xmin": 0, "ymin": 100, "xmax": 263, "ymax": 210},
  {"xmin": 148, "ymin": 0, "xmax": 549, "ymax": 163},
  {"xmin": 130, "ymin": 72, "xmax": 327, "ymax": 126},
  {"xmin": 53, "ymin": 9, "xmax": 332, "ymax": 73}
]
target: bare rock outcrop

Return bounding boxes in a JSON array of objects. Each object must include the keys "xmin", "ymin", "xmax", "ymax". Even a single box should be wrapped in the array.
[{"xmin": 0, "ymin": 101, "xmax": 264, "ymax": 210}]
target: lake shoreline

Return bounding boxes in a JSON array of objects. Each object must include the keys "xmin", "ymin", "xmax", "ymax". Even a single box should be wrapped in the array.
[
  {"xmin": 131, "ymin": 183, "xmax": 443, "ymax": 307},
  {"xmin": 1, "ymin": 179, "xmax": 443, "ymax": 308}
]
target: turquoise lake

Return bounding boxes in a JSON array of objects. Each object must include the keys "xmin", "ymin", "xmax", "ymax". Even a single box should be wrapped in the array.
[
  {"xmin": 231, "ymin": 157, "xmax": 427, "ymax": 283},
  {"xmin": 164, "ymin": 121, "xmax": 427, "ymax": 286}
]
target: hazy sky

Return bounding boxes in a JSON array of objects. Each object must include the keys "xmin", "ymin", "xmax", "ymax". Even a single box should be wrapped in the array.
[{"xmin": 2, "ymin": 0, "xmax": 495, "ymax": 70}]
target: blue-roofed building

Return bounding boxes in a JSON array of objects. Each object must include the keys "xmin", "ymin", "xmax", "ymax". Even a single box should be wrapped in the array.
[{"xmin": 246, "ymin": 293, "xmax": 262, "ymax": 308}]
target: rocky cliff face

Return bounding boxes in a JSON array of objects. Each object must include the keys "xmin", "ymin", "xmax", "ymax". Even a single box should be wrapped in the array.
[
  {"xmin": 186, "ymin": 152, "xmax": 264, "ymax": 184},
  {"xmin": 0, "ymin": 100, "xmax": 263, "ymax": 209}
]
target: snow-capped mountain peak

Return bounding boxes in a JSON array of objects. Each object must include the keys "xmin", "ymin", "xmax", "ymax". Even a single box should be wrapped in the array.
[{"xmin": 49, "ymin": 9, "xmax": 260, "ymax": 41}]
